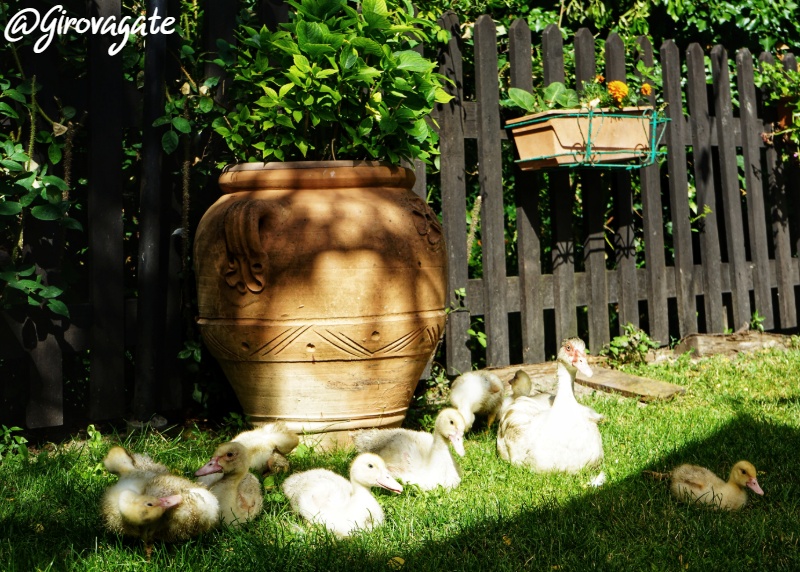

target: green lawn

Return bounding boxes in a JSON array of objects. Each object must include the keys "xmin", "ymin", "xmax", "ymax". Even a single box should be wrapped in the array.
[{"xmin": 2, "ymin": 348, "xmax": 800, "ymax": 571}]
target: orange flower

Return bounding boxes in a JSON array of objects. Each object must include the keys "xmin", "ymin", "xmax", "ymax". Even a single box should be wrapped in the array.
[
  {"xmin": 640, "ymin": 83, "xmax": 653, "ymax": 96},
  {"xmin": 607, "ymin": 80, "xmax": 628, "ymax": 103},
  {"xmin": 595, "ymin": 74, "xmax": 605, "ymax": 83}
]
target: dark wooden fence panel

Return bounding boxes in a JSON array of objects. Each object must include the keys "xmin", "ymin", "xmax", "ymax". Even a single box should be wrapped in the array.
[
  {"xmin": 542, "ymin": 25, "xmax": 578, "ymax": 345},
  {"xmin": 662, "ymin": 40, "xmax": 698, "ymax": 336},
  {"xmin": 635, "ymin": 37, "xmax": 670, "ymax": 345},
  {"xmin": 133, "ymin": 0, "xmax": 169, "ymax": 420},
  {"xmin": 784, "ymin": 55, "xmax": 800, "ymax": 265},
  {"xmin": 475, "ymin": 16, "xmax": 510, "ymax": 366},
  {"xmin": 87, "ymin": 0, "xmax": 126, "ymax": 422},
  {"xmin": 738, "ymin": 48, "xmax": 774, "ymax": 329},
  {"xmin": 437, "ymin": 11, "xmax": 472, "ymax": 376},
  {"xmin": 759, "ymin": 52, "xmax": 797, "ymax": 329},
  {"xmin": 686, "ymin": 43, "xmax": 724, "ymax": 333},
  {"xmin": 443, "ymin": 24, "xmax": 799, "ymax": 365},
  {"xmin": 712, "ymin": 45, "xmax": 752, "ymax": 330},
  {"xmin": 509, "ymin": 20, "xmax": 545, "ymax": 364},
  {"xmin": 575, "ymin": 29, "xmax": 610, "ymax": 353},
  {"xmin": 607, "ymin": 34, "xmax": 639, "ymax": 333}
]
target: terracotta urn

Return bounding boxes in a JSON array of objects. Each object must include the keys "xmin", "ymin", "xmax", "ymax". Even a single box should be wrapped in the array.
[{"xmin": 193, "ymin": 161, "xmax": 447, "ymax": 447}]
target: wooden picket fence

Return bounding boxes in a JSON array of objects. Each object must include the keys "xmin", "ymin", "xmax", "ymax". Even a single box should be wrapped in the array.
[
  {"xmin": 435, "ymin": 12, "xmax": 800, "ymax": 375},
  {"xmin": 2, "ymin": 4, "xmax": 799, "ymax": 428}
]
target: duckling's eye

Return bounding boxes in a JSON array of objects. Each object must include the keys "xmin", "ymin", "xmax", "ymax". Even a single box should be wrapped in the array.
[
  {"xmin": 565, "ymin": 344, "xmax": 572, "ymax": 351},
  {"xmin": 450, "ymin": 420, "xmax": 454, "ymax": 425},
  {"xmin": 368, "ymin": 463, "xmax": 374, "ymax": 468},
  {"xmin": 146, "ymin": 502, "xmax": 154, "ymax": 507},
  {"xmin": 226, "ymin": 452, "xmax": 234, "ymax": 458},
  {"xmin": 740, "ymin": 469, "xmax": 747, "ymax": 474}
]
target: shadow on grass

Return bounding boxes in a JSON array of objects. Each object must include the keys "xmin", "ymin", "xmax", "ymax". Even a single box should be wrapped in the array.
[
  {"xmin": 1, "ymin": 414, "xmax": 799, "ymax": 571},
  {"xmin": 388, "ymin": 414, "xmax": 800, "ymax": 571}
]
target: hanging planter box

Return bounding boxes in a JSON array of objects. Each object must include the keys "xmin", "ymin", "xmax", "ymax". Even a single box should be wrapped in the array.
[{"xmin": 505, "ymin": 107, "xmax": 666, "ymax": 171}]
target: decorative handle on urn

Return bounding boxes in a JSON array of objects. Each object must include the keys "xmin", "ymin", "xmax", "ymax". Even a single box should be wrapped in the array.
[
  {"xmin": 221, "ymin": 198, "xmax": 271, "ymax": 294},
  {"xmin": 405, "ymin": 196, "xmax": 443, "ymax": 251}
]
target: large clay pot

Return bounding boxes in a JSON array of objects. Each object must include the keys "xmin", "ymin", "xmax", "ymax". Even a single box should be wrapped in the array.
[{"xmin": 194, "ymin": 161, "xmax": 447, "ymax": 447}]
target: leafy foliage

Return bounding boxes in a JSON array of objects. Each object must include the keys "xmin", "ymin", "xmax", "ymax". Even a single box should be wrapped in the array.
[
  {"xmin": 749, "ymin": 310, "xmax": 766, "ymax": 333},
  {"xmin": 599, "ymin": 323, "xmax": 660, "ymax": 367},
  {"xmin": 210, "ymin": 0, "xmax": 452, "ymax": 165},
  {"xmin": 660, "ymin": 0, "xmax": 800, "ymax": 52},
  {"xmin": 0, "ymin": 425, "xmax": 28, "ymax": 462},
  {"xmin": 0, "ymin": 72, "xmax": 81, "ymax": 318},
  {"xmin": 755, "ymin": 60, "xmax": 800, "ymax": 163},
  {"xmin": 503, "ymin": 60, "xmax": 661, "ymax": 115}
]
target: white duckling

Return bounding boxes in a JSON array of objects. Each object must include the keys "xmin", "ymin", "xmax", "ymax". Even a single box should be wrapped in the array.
[
  {"xmin": 103, "ymin": 445, "xmax": 170, "ymax": 478},
  {"xmin": 450, "ymin": 370, "xmax": 505, "ymax": 431},
  {"xmin": 497, "ymin": 337, "xmax": 603, "ymax": 473},
  {"xmin": 669, "ymin": 460, "xmax": 764, "ymax": 510},
  {"xmin": 195, "ymin": 441, "xmax": 263, "ymax": 526},
  {"xmin": 231, "ymin": 421, "xmax": 300, "ymax": 474},
  {"xmin": 102, "ymin": 484, "xmax": 183, "ymax": 553},
  {"xmin": 196, "ymin": 422, "xmax": 300, "ymax": 488},
  {"xmin": 353, "ymin": 408, "xmax": 466, "ymax": 490},
  {"xmin": 282, "ymin": 453, "xmax": 403, "ymax": 538},
  {"xmin": 497, "ymin": 369, "xmax": 551, "ymax": 422},
  {"xmin": 101, "ymin": 447, "xmax": 220, "ymax": 556}
]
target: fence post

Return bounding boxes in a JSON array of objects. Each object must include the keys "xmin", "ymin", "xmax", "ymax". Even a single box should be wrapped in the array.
[
  {"xmin": 661, "ymin": 40, "xmax": 697, "ymax": 338},
  {"xmin": 542, "ymin": 25, "xmax": 577, "ymax": 344},
  {"xmin": 474, "ymin": 16, "xmax": 510, "ymax": 366},
  {"xmin": 606, "ymin": 33, "xmax": 638, "ymax": 333},
  {"xmin": 575, "ymin": 28, "xmax": 609, "ymax": 353},
  {"xmin": 737, "ymin": 48, "xmax": 774, "ymax": 330},
  {"xmin": 88, "ymin": 0, "xmax": 125, "ymax": 420},
  {"xmin": 759, "ymin": 51, "xmax": 797, "ymax": 329},
  {"xmin": 711, "ymin": 45, "xmax": 751, "ymax": 330},
  {"xmin": 133, "ymin": 0, "xmax": 170, "ymax": 421},
  {"xmin": 783, "ymin": 54, "xmax": 800, "ymax": 264},
  {"xmin": 635, "ymin": 37, "xmax": 669, "ymax": 345},
  {"xmin": 509, "ymin": 19, "xmax": 545, "ymax": 363},
  {"xmin": 686, "ymin": 43, "xmax": 724, "ymax": 333},
  {"xmin": 437, "ymin": 11, "xmax": 472, "ymax": 375}
]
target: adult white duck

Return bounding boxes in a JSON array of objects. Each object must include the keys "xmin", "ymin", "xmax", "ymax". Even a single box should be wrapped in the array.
[
  {"xmin": 282, "ymin": 453, "xmax": 402, "ymax": 537},
  {"xmin": 353, "ymin": 408, "xmax": 466, "ymax": 490},
  {"xmin": 497, "ymin": 337, "xmax": 603, "ymax": 472}
]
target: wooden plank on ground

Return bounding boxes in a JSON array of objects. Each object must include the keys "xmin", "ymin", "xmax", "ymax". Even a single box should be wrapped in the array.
[
  {"xmin": 485, "ymin": 361, "xmax": 686, "ymax": 402},
  {"xmin": 575, "ymin": 366, "xmax": 686, "ymax": 401}
]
